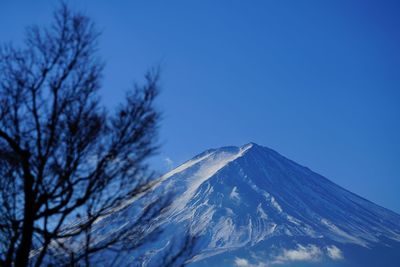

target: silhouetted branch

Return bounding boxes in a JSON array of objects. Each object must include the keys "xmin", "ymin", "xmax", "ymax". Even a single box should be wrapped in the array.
[{"xmin": 0, "ymin": 4, "xmax": 193, "ymax": 267}]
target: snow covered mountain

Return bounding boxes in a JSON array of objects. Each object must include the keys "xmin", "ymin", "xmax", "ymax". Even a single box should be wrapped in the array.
[{"xmin": 92, "ymin": 143, "xmax": 400, "ymax": 266}]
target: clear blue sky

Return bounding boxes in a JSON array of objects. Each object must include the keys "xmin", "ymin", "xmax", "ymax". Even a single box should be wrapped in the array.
[{"xmin": 1, "ymin": 1, "xmax": 399, "ymax": 213}]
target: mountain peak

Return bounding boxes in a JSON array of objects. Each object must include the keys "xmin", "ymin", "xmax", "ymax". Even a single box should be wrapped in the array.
[
  {"xmin": 239, "ymin": 142, "xmax": 280, "ymax": 155},
  {"xmin": 155, "ymin": 143, "xmax": 400, "ymax": 265},
  {"xmin": 88, "ymin": 143, "xmax": 400, "ymax": 266},
  {"xmin": 242, "ymin": 141, "xmax": 259, "ymax": 147}
]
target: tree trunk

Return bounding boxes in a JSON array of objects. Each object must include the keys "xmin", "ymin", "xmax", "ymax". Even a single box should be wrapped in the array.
[{"xmin": 14, "ymin": 176, "xmax": 35, "ymax": 267}]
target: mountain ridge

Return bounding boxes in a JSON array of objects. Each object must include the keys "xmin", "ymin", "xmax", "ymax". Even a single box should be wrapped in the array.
[
  {"xmin": 72, "ymin": 142, "xmax": 400, "ymax": 266},
  {"xmin": 150, "ymin": 142, "xmax": 400, "ymax": 266}
]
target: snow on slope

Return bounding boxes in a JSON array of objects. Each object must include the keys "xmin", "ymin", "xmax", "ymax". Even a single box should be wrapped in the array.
[
  {"xmin": 146, "ymin": 142, "xmax": 400, "ymax": 266},
  {"xmin": 61, "ymin": 142, "xmax": 400, "ymax": 267},
  {"xmin": 166, "ymin": 143, "xmax": 253, "ymax": 213}
]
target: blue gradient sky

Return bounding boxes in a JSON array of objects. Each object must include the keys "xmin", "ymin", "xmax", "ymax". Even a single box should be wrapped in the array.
[{"xmin": 1, "ymin": 1, "xmax": 399, "ymax": 213}]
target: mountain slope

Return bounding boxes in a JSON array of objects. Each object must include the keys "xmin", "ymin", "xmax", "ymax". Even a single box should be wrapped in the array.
[
  {"xmin": 149, "ymin": 143, "xmax": 400, "ymax": 266},
  {"xmin": 89, "ymin": 143, "xmax": 400, "ymax": 266}
]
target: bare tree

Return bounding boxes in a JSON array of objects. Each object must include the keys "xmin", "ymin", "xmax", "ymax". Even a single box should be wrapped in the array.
[{"xmin": 0, "ymin": 4, "xmax": 174, "ymax": 266}]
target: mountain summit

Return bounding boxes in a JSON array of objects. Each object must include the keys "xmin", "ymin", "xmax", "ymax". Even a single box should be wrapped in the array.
[
  {"xmin": 92, "ymin": 143, "xmax": 400, "ymax": 266},
  {"xmin": 154, "ymin": 143, "xmax": 400, "ymax": 266}
]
